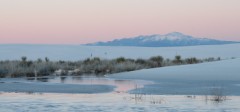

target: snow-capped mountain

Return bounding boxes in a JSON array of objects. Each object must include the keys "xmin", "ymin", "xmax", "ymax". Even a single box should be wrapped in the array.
[{"xmin": 86, "ymin": 32, "xmax": 239, "ymax": 47}]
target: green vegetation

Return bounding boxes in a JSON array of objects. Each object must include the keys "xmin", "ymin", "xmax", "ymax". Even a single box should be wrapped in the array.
[{"xmin": 0, "ymin": 56, "xmax": 221, "ymax": 78}]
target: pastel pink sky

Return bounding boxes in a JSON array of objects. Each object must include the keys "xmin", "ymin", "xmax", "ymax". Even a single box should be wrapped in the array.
[{"xmin": 0, "ymin": 0, "xmax": 240, "ymax": 44}]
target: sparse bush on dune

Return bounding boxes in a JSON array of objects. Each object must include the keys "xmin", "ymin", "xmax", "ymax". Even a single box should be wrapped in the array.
[
  {"xmin": 37, "ymin": 58, "xmax": 43, "ymax": 63},
  {"xmin": 149, "ymin": 56, "xmax": 164, "ymax": 67},
  {"xmin": 163, "ymin": 58, "xmax": 172, "ymax": 66},
  {"xmin": 184, "ymin": 57, "xmax": 199, "ymax": 64},
  {"xmin": 205, "ymin": 57, "xmax": 216, "ymax": 62},
  {"xmin": 115, "ymin": 57, "xmax": 126, "ymax": 63},
  {"xmin": 173, "ymin": 55, "xmax": 183, "ymax": 64},
  {"xmin": 112, "ymin": 61, "xmax": 144, "ymax": 73},
  {"xmin": 45, "ymin": 57, "xmax": 50, "ymax": 62},
  {"xmin": 0, "ymin": 55, "xmax": 221, "ymax": 78},
  {"xmin": 135, "ymin": 59, "xmax": 146, "ymax": 65}
]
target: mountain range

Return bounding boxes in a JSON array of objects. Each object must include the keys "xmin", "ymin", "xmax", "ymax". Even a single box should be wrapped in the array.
[{"xmin": 86, "ymin": 32, "xmax": 239, "ymax": 47}]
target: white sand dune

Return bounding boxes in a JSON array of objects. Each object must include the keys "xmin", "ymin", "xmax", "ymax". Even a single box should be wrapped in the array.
[
  {"xmin": 111, "ymin": 58, "xmax": 240, "ymax": 81},
  {"xmin": 0, "ymin": 44, "xmax": 240, "ymax": 61},
  {"xmin": 110, "ymin": 59, "xmax": 240, "ymax": 95}
]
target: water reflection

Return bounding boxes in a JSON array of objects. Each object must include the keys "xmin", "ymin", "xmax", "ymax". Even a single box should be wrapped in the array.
[
  {"xmin": 26, "ymin": 76, "xmax": 153, "ymax": 92},
  {"xmin": 60, "ymin": 77, "xmax": 67, "ymax": 83},
  {"xmin": 27, "ymin": 77, "xmax": 50, "ymax": 82}
]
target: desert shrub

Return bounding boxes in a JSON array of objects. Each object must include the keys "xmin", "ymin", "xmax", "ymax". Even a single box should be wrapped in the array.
[
  {"xmin": 83, "ymin": 57, "xmax": 101, "ymax": 65},
  {"xmin": 37, "ymin": 58, "xmax": 43, "ymax": 63},
  {"xmin": 38, "ymin": 64, "xmax": 57, "ymax": 76},
  {"xmin": 93, "ymin": 57, "xmax": 101, "ymax": 62},
  {"xmin": 115, "ymin": 57, "xmax": 126, "ymax": 63},
  {"xmin": 149, "ymin": 56, "xmax": 164, "ymax": 67},
  {"xmin": 185, "ymin": 57, "xmax": 199, "ymax": 64},
  {"xmin": 94, "ymin": 63, "xmax": 112, "ymax": 74},
  {"xmin": 113, "ymin": 61, "xmax": 142, "ymax": 73},
  {"xmin": 146, "ymin": 60, "xmax": 158, "ymax": 68},
  {"xmin": 21, "ymin": 56, "xmax": 27, "ymax": 62},
  {"xmin": 173, "ymin": 55, "xmax": 182, "ymax": 64},
  {"xmin": 205, "ymin": 57, "xmax": 215, "ymax": 62},
  {"xmin": 26, "ymin": 61, "xmax": 33, "ymax": 67},
  {"xmin": 135, "ymin": 59, "xmax": 146, "ymax": 64},
  {"xmin": 58, "ymin": 60, "xmax": 65, "ymax": 64},
  {"xmin": 126, "ymin": 58, "xmax": 135, "ymax": 63},
  {"xmin": 163, "ymin": 58, "xmax": 172, "ymax": 66},
  {"xmin": 83, "ymin": 58, "xmax": 91, "ymax": 64},
  {"xmin": 0, "ymin": 69, "xmax": 8, "ymax": 78},
  {"xmin": 45, "ymin": 57, "xmax": 49, "ymax": 62}
]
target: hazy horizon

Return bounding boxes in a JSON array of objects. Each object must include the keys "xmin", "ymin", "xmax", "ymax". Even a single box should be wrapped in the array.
[{"xmin": 1, "ymin": 0, "xmax": 240, "ymax": 44}]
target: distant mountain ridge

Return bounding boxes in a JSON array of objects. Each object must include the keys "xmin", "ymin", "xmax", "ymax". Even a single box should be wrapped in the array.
[{"xmin": 86, "ymin": 32, "xmax": 239, "ymax": 47}]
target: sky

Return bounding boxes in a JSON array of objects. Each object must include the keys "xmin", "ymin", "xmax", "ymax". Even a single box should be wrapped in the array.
[{"xmin": 0, "ymin": 0, "xmax": 240, "ymax": 44}]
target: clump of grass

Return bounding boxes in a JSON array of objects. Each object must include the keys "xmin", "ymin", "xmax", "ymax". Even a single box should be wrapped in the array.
[
  {"xmin": 210, "ymin": 87, "xmax": 227, "ymax": 102},
  {"xmin": 149, "ymin": 95, "xmax": 165, "ymax": 104},
  {"xmin": 127, "ymin": 84, "xmax": 165, "ymax": 105},
  {"xmin": 205, "ymin": 86, "xmax": 227, "ymax": 103},
  {"xmin": 130, "ymin": 84, "xmax": 146, "ymax": 104}
]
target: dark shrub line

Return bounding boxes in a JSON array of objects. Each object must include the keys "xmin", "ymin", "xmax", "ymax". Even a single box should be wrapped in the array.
[{"xmin": 0, "ymin": 56, "xmax": 221, "ymax": 78}]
